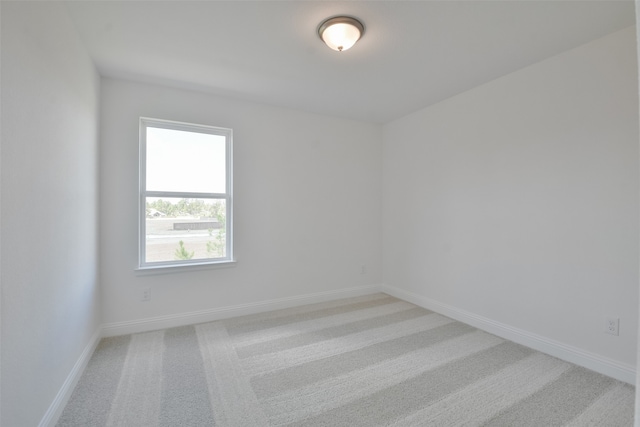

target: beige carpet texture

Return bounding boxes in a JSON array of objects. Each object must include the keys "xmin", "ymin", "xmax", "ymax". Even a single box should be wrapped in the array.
[{"xmin": 57, "ymin": 293, "xmax": 635, "ymax": 426}]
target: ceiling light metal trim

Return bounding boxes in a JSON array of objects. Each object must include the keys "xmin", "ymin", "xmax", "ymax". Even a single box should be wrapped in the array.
[{"xmin": 318, "ymin": 16, "xmax": 365, "ymax": 52}]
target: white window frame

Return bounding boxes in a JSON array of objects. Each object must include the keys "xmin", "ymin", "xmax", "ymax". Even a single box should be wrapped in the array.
[{"xmin": 138, "ymin": 117, "xmax": 234, "ymax": 270}]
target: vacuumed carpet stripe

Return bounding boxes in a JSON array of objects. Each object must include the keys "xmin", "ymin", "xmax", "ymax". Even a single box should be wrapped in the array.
[{"xmin": 57, "ymin": 293, "xmax": 635, "ymax": 426}]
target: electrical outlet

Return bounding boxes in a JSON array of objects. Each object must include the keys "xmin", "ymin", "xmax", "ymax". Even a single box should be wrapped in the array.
[
  {"xmin": 605, "ymin": 316, "xmax": 619, "ymax": 336},
  {"xmin": 141, "ymin": 287, "xmax": 151, "ymax": 302}
]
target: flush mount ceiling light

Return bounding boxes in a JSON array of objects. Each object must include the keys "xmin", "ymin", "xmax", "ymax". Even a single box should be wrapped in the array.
[{"xmin": 318, "ymin": 16, "xmax": 365, "ymax": 52}]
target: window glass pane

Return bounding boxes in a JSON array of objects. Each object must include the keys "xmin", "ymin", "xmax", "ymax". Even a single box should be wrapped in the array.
[
  {"xmin": 146, "ymin": 127, "xmax": 226, "ymax": 193},
  {"xmin": 145, "ymin": 197, "xmax": 227, "ymax": 263}
]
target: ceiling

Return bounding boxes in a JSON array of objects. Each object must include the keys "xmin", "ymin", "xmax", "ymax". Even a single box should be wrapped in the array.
[{"xmin": 65, "ymin": 1, "xmax": 635, "ymax": 124}]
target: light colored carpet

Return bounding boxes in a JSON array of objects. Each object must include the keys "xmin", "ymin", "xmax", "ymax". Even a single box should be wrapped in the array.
[{"xmin": 57, "ymin": 293, "xmax": 635, "ymax": 426}]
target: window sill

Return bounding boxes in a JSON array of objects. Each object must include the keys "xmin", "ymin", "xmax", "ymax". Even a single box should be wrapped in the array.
[{"xmin": 135, "ymin": 259, "xmax": 237, "ymax": 276}]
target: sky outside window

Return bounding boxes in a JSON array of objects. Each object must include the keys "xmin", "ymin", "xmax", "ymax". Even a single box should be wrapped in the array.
[{"xmin": 146, "ymin": 127, "xmax": 226, "ymax": 194}]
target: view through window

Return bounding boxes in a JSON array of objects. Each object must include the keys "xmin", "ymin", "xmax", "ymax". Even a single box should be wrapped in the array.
[{"xmin": 139, "ymin": 118, "xmax": 232, "ymax": 267}]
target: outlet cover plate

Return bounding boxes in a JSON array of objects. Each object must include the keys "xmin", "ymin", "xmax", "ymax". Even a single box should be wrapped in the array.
[{"xmin": 605, "ymin": 316, "xmax": 619, "ymax": 336}]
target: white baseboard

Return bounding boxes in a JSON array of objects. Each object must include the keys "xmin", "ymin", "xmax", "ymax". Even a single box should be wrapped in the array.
[
  {"xmin": 36, "ymin": 283, "xmax": 636, "ymax": 427},
  {"xmin": 39, "ymin": 327, "xmax": 102, "ymax": 427},
  {"xmin": 39, "ymin": 285, "xmax": 382, "ymax": 425},
  {"xmin": 102, "ymin": 284, "xmax": 382, "ymax": 337},
  {"xmin": 381, "ymin": 284, "xmax": 636, "ymax": 385}
]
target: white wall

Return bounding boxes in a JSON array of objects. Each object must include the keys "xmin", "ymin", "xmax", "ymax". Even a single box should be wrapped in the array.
[
  {"xmin": 100, "ymin": 78, "xmax": 382, "ymax": 328},
  {"xmin": 634, "ymin": 2, "xmax": 640, "ymax": 421},
  {"xmin": 383, "ymin": 27, "xmax": 639, "ymax": 370},
  {"xmin": 0, "ymin": 2, "xmax": 633, "ymax": 422},
  {"xmin": 1, "ymin": 2, "xmax": 101, "ymax": 426}
]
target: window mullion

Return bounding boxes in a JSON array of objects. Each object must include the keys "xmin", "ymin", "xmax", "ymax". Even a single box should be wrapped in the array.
[{"xmin": 145, "ymin": 191, "xmax": 228, "ymax": 199}]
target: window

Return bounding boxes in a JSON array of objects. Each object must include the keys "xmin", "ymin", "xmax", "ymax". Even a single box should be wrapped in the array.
[{"xmin": 139, "ymin": 117, "xmax": 233, "ymax": 269}]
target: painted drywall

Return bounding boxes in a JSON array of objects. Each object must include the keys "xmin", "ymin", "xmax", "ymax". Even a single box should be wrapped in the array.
[
  {"xmin": 635, "ymin": 1, "xmax": 640, "ymax": 420},
  {"xmin": 99, "ymin": 78, "xmax": 382, "ymax": 326},
  {"xmin": 383, "ymin": 27, "xmax": 639, "ymax": 367},
  {"xmin": 1, "ymin": 2, "xmax": 101, "ymax": 426}
]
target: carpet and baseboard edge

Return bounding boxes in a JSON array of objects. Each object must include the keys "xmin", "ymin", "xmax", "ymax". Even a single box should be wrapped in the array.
[
  {"xmin": 380, "ymin": 284, "xmax": 636, "ymax": 385},
  {"xmin": 39, "ymin": 327, "xmax": 102, "ymax": 427},
  {"xmin": 43, "ymin": 283, "xmax": 636, "ymax": 426},
  {"xmin": 101, "ymin": 284, "xmax": 383, "ymax": 337}
]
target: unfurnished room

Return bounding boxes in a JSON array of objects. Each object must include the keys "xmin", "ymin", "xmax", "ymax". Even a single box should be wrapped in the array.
[{"xmin": 2, "ymin": 1, "xmax": 640, "ymax": 426}]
